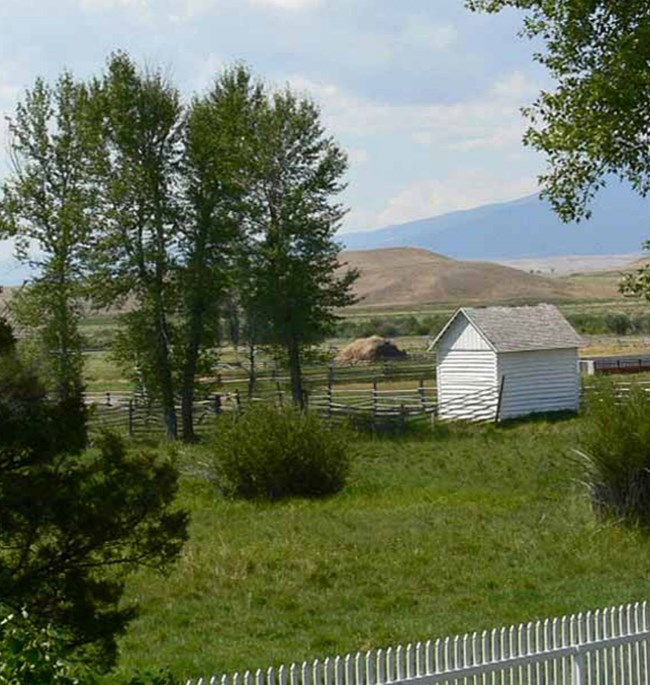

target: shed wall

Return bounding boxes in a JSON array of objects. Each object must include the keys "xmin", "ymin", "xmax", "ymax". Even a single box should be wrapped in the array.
[
  {"xmin": 438, "ymin": 315, "xmax": 492, "ymax": 353},
  {"xmin": 497, "ymin": 348, "xmax": 580, "ymax": 420},
  {"xmin": 437, "ymin": 317, "xmax": 498, "ymax": 420}
]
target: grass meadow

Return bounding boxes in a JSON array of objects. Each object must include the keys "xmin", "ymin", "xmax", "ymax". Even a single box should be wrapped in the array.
[{"xmin": 104, "ymin": 415, "xmax": 650, "ymax": 684}]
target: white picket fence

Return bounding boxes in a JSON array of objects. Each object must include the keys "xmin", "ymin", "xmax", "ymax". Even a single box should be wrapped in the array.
[{"xmin": 186, "ymin": 601, "xmax": 650, "ymax": 685}]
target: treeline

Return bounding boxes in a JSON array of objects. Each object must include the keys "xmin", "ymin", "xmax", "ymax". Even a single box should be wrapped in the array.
[
  {"xmin": 334, "ymin": 313, "xmax": 450, "ymax": 339},
  {"xmin": 0, "ymin": 52, "xmax": 356, "ymax": 441},
  {"xmin": 566, "ymin": 311, "xmax": 650, "ymax": 336},
  {"xmin": 336, "ymin": 310, "xmax": 650, "ymax": 341}
]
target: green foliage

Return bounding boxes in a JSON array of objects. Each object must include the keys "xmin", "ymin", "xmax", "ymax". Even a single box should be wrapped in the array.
[
  {"xmin": 86, "ymin": 51, "xmax": 184, "ymax": 439},
  {"xmin": 0, "ymin": 350, "xmax": 188, "ymax": 671},
  {"xmin": 0, "ymin": 318, "xmax": 16, "ymax": 355},
  {"xmin": 467, "ymin": 1, "xmax": 650, "ymax": 222},
  {"xmin": 335, "ymin": 313, "xmax": 448, "ymax": 339},
  {"xmin": 565, "ymin": 310, "xmax": 650, "ymax": 336},
  {"xmin": 244, "ymin": 86, "xmax": 358, "ymax": 406},
  {"xmin": 212, "ymin": 405, "xmax": 351, "ymax": 500},
  {"xmin": 0, "ymin": 72, "xmax": 96, "ymax": 401},
  {"xmin": 578, "ymin": 382, "xmax": 650, "ymax": 527},
  {"xmin": 3, "ymin": 53, "xmax": 357, "ymax": 437},
  {"xmin": 0, "ymin": 608, "xmax": 94, "ymax": 685},
  {"xmin": 122, "ymin": 669, "xmax": 180, "ymax": 685}
]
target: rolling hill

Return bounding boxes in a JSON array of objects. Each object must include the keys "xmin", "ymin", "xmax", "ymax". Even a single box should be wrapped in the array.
[
  {"xmin": 340, "ymin": 247, "xmax": 621, "ymax": 306},
  {"xmin": 341, "ymin": 180, "xmax": 650, "ymax": 260}
]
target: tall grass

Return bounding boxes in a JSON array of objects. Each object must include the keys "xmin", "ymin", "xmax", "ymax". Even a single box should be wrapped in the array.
[
  {"xmin": 101, "ymin": 416, "xmax": 650, "ymax": 683},
  {"xmin": 578, "ymin": 381, "xmax": 650, "ymax": 527}
]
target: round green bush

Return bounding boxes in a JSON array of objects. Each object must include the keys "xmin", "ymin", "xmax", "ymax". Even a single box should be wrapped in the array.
[{"xmin": 212, "ymin": 405, "xmax": 351, "ymax": 500}]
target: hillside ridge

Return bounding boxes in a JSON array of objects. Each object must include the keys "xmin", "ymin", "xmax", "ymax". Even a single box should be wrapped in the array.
[{"xmin": 340, "ymin": 247, "xmax": 622, "ymax": 306}]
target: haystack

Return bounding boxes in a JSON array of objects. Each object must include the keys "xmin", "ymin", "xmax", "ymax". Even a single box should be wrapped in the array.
[{"xmin": 336, "ymin": 335, "xmax": 407, "ymax": 364}]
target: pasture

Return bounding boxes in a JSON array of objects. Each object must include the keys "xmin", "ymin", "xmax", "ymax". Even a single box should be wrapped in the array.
[{"xmin": 103, "ymin": 415, "xmax": 650, "ymax": 684}]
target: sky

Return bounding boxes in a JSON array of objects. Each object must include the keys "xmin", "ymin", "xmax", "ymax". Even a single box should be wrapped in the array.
[{"xmin": 0, "ymin": 0, "xmax": 550, "ymax": 267}]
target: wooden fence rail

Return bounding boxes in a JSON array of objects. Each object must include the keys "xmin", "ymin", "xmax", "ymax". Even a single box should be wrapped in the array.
[
  {"xmin": 185, "ymin": 601, "xmax": 650, "ymax": 685},
  {"xmin": 89, "ymin": 382, "xmax": 439, "ymax": 436},
  {"xmin": 89, "ymin": 376, "xmax": 650, "ymax": 436}
]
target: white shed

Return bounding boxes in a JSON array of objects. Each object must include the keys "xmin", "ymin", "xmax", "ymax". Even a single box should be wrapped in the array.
[{"xmin": 430, "ymin": 304, "xmax": 583, "ymax": 421}]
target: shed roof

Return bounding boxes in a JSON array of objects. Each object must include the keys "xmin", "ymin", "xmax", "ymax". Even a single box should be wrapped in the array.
[{"xmin": 431, "ymin": 303, "xmax": 584, "ymax": 353}]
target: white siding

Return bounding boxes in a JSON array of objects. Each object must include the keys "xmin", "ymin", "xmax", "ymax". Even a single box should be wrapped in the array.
[
  {"xmin": 437, "ymin": 347, "xmax": 498, "ymax": 420},
  {"xmin": 497, "ymin": 348, "xmax": 580, "ymax": 420},
  {"xmin": 438, "ymin": 315, "xmax": 492, "ymax": 354}
]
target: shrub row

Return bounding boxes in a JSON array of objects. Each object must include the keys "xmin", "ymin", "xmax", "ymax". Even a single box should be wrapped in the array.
[
  {"xmin": 567, "ymin": 311, "xmax": 650, "ymax": 336},
  {"xmin": 335, "ymin": 314, "xmax": 449, "ymax": 339}
]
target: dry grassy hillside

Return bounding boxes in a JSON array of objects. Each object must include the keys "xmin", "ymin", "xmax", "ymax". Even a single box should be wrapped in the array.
[
  {"xmin": 340, "ymin": 247, "xmax": 623, "ymax": 306},
  {"xmin": 0, "ymin": 286, "xmax": 14, "ymax": 311}
]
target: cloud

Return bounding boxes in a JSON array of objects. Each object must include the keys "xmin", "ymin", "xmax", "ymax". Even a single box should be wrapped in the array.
[
  {"xmin": 490, "ymin": 70, "xmax": 540, "ymax": 100},
  {"xmin": 346, "ymin": 148, "xmax": 369, "ymax": 166},
  {"xmin": 285, "ymin": 72, "xmax": 532, "ymax": 152},
  {"xmin": 78, "ymin": 0, "xmax": 148, "ymax": 8},
  {"xmin": 188, "ymin": 52, "xmax": 226, "ymax": 93},
  {"xmin": 400, "ymin": 17, "xmax": 458, "ymax": 51},
  {"xmin": 248, "ymin": 0, "xmax": 321, "ymax": 9},
  {"xmin": 447, "ymin": 124, "xmax": 527, "ymax": 152},
  {"xmin": 376, "ymin": 172, "xmax": 539, "ymax": 228}
]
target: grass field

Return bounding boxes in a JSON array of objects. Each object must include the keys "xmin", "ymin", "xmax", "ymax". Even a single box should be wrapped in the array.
[{"xmin": 103, "ymin": 415, "xmax": 650, "ymax": 684}]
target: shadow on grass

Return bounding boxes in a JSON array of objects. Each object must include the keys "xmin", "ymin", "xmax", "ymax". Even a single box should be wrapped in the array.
[{"xmin": 498, "ymin": 409, "xmax": 579, "ymax": 430}]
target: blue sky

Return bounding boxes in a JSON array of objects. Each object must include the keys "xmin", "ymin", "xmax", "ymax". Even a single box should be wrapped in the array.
[{"xmin": 0, "ymin": 0, "xmax": 550, "ymax": 266}]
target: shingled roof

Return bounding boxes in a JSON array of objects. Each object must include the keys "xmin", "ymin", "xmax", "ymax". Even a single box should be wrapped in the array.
[{"xmin": 432, "ymin": 303, "xmax": 584, "ymax": 353}]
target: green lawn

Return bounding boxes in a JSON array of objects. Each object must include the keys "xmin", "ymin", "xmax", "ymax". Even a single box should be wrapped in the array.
[{"xmin": 104, "ymin": 416, "xmax": 650, "ymax": 683}]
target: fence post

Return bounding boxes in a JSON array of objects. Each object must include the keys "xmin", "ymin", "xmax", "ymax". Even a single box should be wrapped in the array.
[
  {"xmin": 128, "ymin": 399, "xmax": 134, "ymax": 436},
  {"xmin": 571, "ymin": 646, "xmax": 585, "ymax": 685},
  {"xmin": 372, "ymin": 378, "xmax": 379, "ymax": 431},
  {"xmin": 418, "ymin": 379, "xmax": 427, "ymax": 413},
  {"xmin": 214, "ymin": 394, "xmax": 222, "ymax": 416},
  {"xmin": 234, "ymin": 388, "xmax": 242, "ymax": 414},
  {"xmin": 276, "ymin": 382, "xmax": 283, "ymax": 408},
  {"xmin": 495, "ymin": 375, "xmax": 506, "ymax": 424},
  {"xmin": 105, "ymin": 391, "xmax": 111, "ymax": 406}
]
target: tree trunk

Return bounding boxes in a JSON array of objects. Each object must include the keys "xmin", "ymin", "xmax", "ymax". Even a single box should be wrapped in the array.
[
  {"xmin": 180, "ymin": 318, "xmax": 202, "ymax": 443},
  {"xmin": 247, "ymin": 339, "xmax": 257, "ymax": 399},
  {"xmin": 154, "ymin": 301, "xmax": 178, "ymax": 440},
  {"xmin": 286, "ymin": 337, "xmax": 304, "ymax": 410}
]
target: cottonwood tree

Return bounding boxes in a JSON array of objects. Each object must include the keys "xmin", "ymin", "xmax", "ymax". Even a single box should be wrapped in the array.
[
  {"xmin": 0, "ymin": 73, "xmax": 96, "ymax": 403},
  {"xmin": 0, "ymin": 327, "xmax": 188, "ymax": 671},
  {"xmin": 467, "ymin": 1, "xmax": 650, "ymax": 218},
  {"xmin": 88, "ymin": 52, "xmax": 184, "ymax": 439},
  {"xmin": 247, "ymin": 89, "xmax": 358, "ymax": 407},
  {"xmin": 467, "ymin": 1, "xmax": 650, "ymax": 296},
  {"xmin": 178, "ymin": 66, "xmax": 263, "ymax": 441}
]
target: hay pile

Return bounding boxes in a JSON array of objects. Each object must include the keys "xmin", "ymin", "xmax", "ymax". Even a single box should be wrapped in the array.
[{"xmin": 335, "ymin": 335, "xmax": 407, "ymax": 364}]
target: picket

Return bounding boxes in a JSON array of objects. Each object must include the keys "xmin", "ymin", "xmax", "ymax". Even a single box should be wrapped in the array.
[{"xmin": 186, "ymin": 602, "xmax": 650, "ymax": 685}]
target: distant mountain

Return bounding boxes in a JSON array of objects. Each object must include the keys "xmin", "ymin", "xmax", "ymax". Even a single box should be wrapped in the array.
[{"xmin": 341, "ymin": 181, "xmax": 650, "ymax": 259}]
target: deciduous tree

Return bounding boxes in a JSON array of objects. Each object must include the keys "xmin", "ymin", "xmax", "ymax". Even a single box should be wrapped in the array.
[
  {"xmin": 246, "ymin": 89, "xmax": 357, "ymax": 407},
  {"xmin": 177, "ymin": 66, "xmax": 262, "ymax": 441},
  {"xmin": 88, "ymin": 52, "xmax": 184, "ymax": 439},
  {"xmin": 468, "ymin": 1, "xmax": 650, "ymax": 297},
  {"xmin": 467, "ymin": 1, "xmax": 650, "ymax": 221},
  {"xmin": 0, "ymin": 73, "xmax": 96, "ymax": 402}
]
